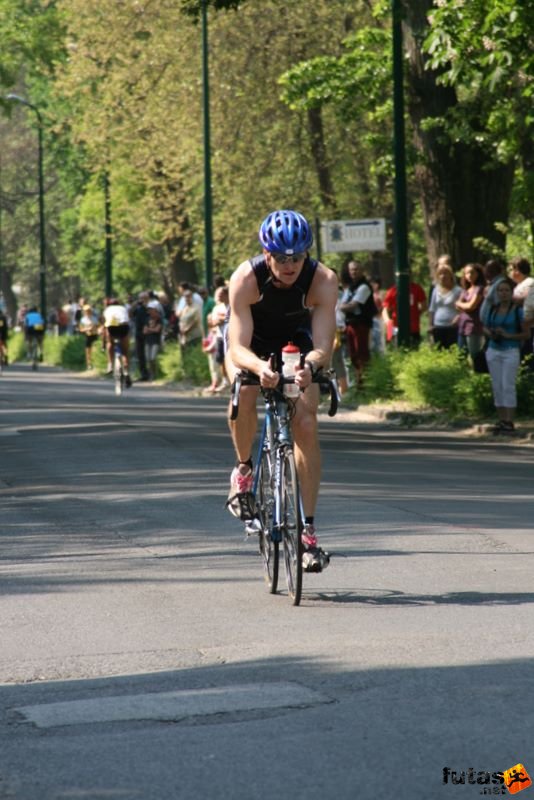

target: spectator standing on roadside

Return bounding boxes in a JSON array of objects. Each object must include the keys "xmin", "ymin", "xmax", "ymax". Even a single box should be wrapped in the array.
[
  {"xmin": 178, "ymin": 289, "xmax": 203, "ymax": 349},
  {"xmin": 332, "ymin": 295, "xmax": 349, "ymax": 394},
  {"xmin": 509, "ymin": 257, "xmax": 534, "ymax": 364},
  {"xmin": 382, "ymin": 277, "xmax": 427, "ymax": 347},
  {"xmin": 523, "ymin": 281, "xmax": 534, "ymax": 365},
  {"xmin": 131, "ymin": 291, "xmax": 150, "ymax": 381},
  {"xmin": 199, "ymin": 286, "xmax": 216, "ymax": 336},
  {"xmin": 338, "ymin": 260, "xmax": 375, "ymax": 388},
  {"xmin": 483, "ymin": 278, "xmax": 527, "ymax": 435},
  {"xmin": 428, "ymin": 264, "xmax": 461, "ymax": 349},
  {"xmin": 455, "ymin": 263, "xmax": 485, "ymax": 362},
  {"xmin": 79, "ymin": 303, "xmax": 99, "ymax": 369},
  {"xmin": 204, "ymin": 285, "xmax": 229, "ymax": 393},
  {"xmin": 370, "ymin": 276, "xmax": 385, "ymax": 355},
  {"xmin": 175, "ymin": 282, "xmax": 203, "ymax": 319},
  {"xmin": 480, "ymin": 259, "xmax": 506, "ymax": 325},
  {"xmin": 158, "ymin": 292, "xmax": 173, "ymax": 335},
  {"xmin": 428, "ymin": 254, "xmax": 453, "ymax": 308},
  {"xmin": 143, "ymin": 301, "xmax": 163, "ymax": 381}
]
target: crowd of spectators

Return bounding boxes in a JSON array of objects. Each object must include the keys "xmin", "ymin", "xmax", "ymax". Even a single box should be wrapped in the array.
[{"xmin": 4, "ymin": 255, "xmax": 533, "ymax": 431}]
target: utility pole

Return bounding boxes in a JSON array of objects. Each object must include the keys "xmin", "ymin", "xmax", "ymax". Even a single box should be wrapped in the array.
[
  {"xmin": 201, "ymin": 0, "xmax": 214, "ymax": 291},
  {"xmin": 104, "ymin": 169, "xmax": 113, "ymax": 298},
  {"xmin": 392, "ymin": 0, "xmax": 410, "ymax": 346}
]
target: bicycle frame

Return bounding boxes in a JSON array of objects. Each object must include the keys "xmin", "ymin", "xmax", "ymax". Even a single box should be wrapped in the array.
[{"xmin": 252, "ymin": 392, "xmax": 298, "ymax": 544}]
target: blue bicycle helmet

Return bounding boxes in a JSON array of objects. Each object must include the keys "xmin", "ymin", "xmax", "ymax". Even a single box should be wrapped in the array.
[{"xmin": 259, "ymin": 209, "xmax": 313, "ymax": 255}]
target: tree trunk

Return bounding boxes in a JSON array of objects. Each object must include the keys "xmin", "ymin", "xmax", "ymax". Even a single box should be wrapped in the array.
[
  {"xmin": 307, "ymin": 106, "xmax": 338, "ymax": 215},
  {"xmin": 150, "ymin": 160, "xmax": 198, "ymax": 288},
  {"xmin": 402, "ymin": 0, "xmax": 515, "ymax": 270},
  {"xmin": 1, "ymin": 267, "xmax": 18, "ymax": 325}
]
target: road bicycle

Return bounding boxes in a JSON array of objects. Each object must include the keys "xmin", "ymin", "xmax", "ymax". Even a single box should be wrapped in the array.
[
  {"xmin": 230, "ymin": 360, "xmax": 338, "ymax": 606},
  {"xmin": 27, "ymin": 333, "xmax": 44, "ymax": 371},
  {"xmin": 112, "ymin": 335, "xmax": 126, "ymax": 396}
]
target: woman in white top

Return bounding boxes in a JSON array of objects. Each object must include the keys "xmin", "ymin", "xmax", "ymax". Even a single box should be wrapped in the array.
[{"xmin": 428, "ymin": 264, "xmax": 461, "ymax": 349}]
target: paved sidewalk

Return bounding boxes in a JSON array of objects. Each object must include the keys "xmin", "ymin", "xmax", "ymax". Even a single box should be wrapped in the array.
[{"xmin": 329, "ymin": 400, "xmax": 534, "ymax": 444}]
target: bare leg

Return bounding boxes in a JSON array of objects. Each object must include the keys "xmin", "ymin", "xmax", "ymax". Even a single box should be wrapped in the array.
[
  {"xmin": 228, "ymin": 385, "xmax": 259, "ymax": 463},
  {"xmin": 225, "ymin": 356, "xmax": 259, "ymax": 464}
]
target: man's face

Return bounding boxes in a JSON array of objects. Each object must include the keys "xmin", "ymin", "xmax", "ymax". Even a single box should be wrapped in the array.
[
  {"xmin": 348, "ymin": 262, "xmax": 362, "ymax": 281},
  {"xmin": 265, "ymin": 250, "xmax": 306, "ymax": 287}
]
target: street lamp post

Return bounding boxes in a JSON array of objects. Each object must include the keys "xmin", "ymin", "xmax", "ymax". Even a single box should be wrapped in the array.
[
  {"xmin": 201, "ymin": 0, "xmax": 214, "ymax": 291},
  {"xmin": 391, "ymin": 0, "xmax": 410, "ymax": 347},
  {"xmin": 103, "ymin": 168, "xmax": 113, "ymax": 298},
  {"xmin": 7, "ymin": 94, "xmax": 47, "ymax": 321}
]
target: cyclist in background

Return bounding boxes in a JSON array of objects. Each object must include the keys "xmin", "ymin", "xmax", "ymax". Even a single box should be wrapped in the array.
[
  {"xmin": 24, "ymin": 306, "xmax": 46, "ymax": 360},
  {"xmin": 0, "ymin": 308, "xmax": 9, "ymax": 366},
  {"xmin": 225, "ymin": 209, "xmax": 338, "ymax": 573},
  {"xmin": 103, "ymin": 297, "xmax": 131, "ymax": 388}
]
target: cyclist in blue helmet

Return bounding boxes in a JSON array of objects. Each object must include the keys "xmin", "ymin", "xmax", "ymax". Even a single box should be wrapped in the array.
[
  {"xmin": 224, "ymin": 209, "xmax": 338, "ymax": 573},
  {"xmin": 259, "ymin": 209, "xmax": 314, "ymax": 255}
]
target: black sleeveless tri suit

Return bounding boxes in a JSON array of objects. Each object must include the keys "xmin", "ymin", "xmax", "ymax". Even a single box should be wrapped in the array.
[{"xmin": 247, "ymin": 254, "xmax": 318, "ymax": 359}]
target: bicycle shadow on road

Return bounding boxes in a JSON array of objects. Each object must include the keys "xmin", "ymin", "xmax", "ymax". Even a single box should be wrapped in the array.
[{"xmin": 305, "ymin": 588, "xmax": 534, "ymax": 607}]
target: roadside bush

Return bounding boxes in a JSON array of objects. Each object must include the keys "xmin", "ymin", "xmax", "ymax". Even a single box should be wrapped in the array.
[
  {"xmin": 157, "ymin": 342, "xmax": 210, "ymax": 385},
  {"xmin": 43, "ymin": 333, "xmax": 85, "ymax": 369},
  {"xmin": 517, "ymin": 362, "xmax": 534, "ymax": 415},
  {"xmin": 347, "ymin": 343, "xmax": 521, "ymax": 420},
  {"xmin": 357, "ymin": 349, "xmax": 404, "ymax": 402},
  {"xmin": 7, "ymin": 331, "xmax": 26, "ymax": 363},
  {"xmin": 397, "ymin": 344, "xmax": 469, "ymax": 414}
]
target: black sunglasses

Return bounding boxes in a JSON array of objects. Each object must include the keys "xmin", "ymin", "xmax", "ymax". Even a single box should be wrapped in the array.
[{"xmin": 271, "ymin": 252, "xmax": 306, "ymax": 264}]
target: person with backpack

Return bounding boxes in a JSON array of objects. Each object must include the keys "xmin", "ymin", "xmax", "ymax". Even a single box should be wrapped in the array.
[
  {"xmin": 483, "ymin": 278, "xmax": 527, "ymax": 435},
  {"xmin": 338, "ymin": 260, "xmax": 377, "ymax": 388}
]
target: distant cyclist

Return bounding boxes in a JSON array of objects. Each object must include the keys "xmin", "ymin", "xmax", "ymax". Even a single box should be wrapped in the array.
[
  {"xmin": 225, "ymin": 209, "xmax": 338, "ymax": 573},
  {"xmin": 24, "ymin": 306, "xmax": 45, "ymax": 360},
  {"xmin": 103, "ymin": 297, "xmax": 131, "ymax": 387},
  {"xmin": 0, "ymin": 308, "xmax": 9, "ymax": 366}
]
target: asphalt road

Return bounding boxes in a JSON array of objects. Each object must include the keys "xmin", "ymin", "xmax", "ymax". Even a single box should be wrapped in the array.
[{"xmin": 0, "ymin": 365, "xmax": 533, "ymax": 799}]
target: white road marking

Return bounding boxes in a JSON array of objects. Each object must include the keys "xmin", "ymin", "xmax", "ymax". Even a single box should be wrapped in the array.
[{"xmin": 16, "ymin": 682, "xmax": 331, "ymax": 728}]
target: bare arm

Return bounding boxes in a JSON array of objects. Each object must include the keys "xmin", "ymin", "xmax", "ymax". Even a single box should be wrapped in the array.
[
  {"xmin": 456, "ymin": 290, "xmax": 482, "ymax": 312},
  {"xmin": 227, "ymin": 263, "xmax": 279, "ymax": 386}
]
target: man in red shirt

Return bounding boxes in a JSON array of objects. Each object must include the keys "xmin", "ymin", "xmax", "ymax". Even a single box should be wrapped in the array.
[{"xmin": 383, "ymin": 280, "xmax": 427, "ymax": 346}]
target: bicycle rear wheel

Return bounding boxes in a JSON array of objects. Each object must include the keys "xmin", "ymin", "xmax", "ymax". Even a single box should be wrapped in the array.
[
  {"xmin": 113, "ymin": 352, "xmax": 123, "ymax": 396},
  {"xmin": 257, "ymin": 450, "xmax": 279, "ymax": 593},
  {"xmin": 30, "ymin": 340, "xmax": 38, "ymax": 371},
  {"xmin": 281, "ymin": 449, "xmax": 303, "ymax": 606}
]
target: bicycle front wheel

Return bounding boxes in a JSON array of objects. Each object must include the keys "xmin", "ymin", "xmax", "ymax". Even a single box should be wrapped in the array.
[
  {"xmin": 281, "ymin": 449, "xmax": 303, "ymax": 606},
  {"xmin": 257, "ymin": 450, "xmax": 279, "ymax": 593}
]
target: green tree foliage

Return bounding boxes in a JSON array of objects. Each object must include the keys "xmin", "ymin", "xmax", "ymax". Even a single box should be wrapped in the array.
[
  {"xmin": 279, "ymin": 0, "xmax": 533, "ymax": 267},
  {"xmin": 51, "ymin": 0, "xmax": 364, "ymax": 285},
  {"xmin": 423, "ymin": 0, "xmax": 534, "ymax": 246},
  {"xmin": 1, "ymin": 0, "xmax": 532, "ymax": 317},
  {"xmin": 0, "ymin": 0, "xmax": 65, "ymax": 85}
]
